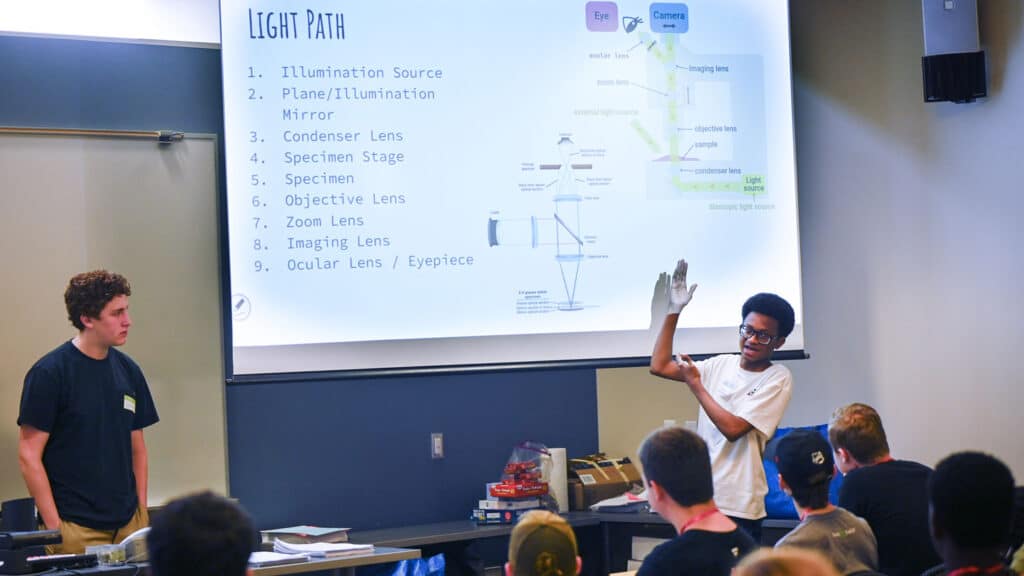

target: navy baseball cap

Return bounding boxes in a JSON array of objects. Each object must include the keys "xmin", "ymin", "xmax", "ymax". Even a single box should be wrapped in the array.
[{"xmin": 769, "ymin": 429, "xmax": 835, "ymax": 492}]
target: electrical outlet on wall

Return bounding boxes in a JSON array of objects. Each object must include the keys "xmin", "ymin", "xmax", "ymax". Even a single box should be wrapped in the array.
[{"xmin": 431, "ymin": 432, "xmax": 444, "ymax": 459}]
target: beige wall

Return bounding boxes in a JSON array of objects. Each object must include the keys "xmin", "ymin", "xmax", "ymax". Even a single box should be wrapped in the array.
[
  {"xmin": 0, "ymin": 134, "xmax": 228, "ymax": 505},
  {"xmin": 596, "ymin": 367, "xmax": 700, "ymax": 461}
]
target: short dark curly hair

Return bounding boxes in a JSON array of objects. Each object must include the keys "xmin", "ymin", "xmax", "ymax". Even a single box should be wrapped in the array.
[
  {"xmin": 147, "ymin": 491, "xmax": 255, "ymax": 576},
  {"xmin": 929, "ymin": 451, "xmax": 1015, "ymax": 549},
  {"xmin": 64, "ymin": 270, "xmax": 131, "ymax": 330},
  {"xmin": 742, "ymin": 293, "xmax": 795, "ymax": 338}
]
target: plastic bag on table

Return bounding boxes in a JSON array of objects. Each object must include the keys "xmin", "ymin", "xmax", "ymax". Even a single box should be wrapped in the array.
[
  {"xmin": 489, "ymin": 441, "xmax": 553, "ymax": 501},
  {"xmin": 360, "ymin": 553, "xmax": 445, "ymax": 576},
  {"xmin": 502, "ymin": 441, "xmax": 550, "ymax": 482}
]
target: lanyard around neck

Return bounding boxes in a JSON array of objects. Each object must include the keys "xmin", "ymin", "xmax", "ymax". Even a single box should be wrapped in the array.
[
  {"xmin": 680, "ymin": 507, "xmax": 720, "ymax": 534},
  {"xmin": 947, "ymin": 563, "xmax": 1005, "ymax": 576}
]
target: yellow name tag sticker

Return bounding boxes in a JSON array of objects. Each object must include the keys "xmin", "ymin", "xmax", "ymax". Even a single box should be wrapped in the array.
[{"xmin": 123, "ymin": 394, "xmax": 136, "ymax": 413}]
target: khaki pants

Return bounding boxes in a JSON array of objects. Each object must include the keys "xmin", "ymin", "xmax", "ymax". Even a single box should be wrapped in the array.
[{"xmin": 46, "ymin": 506, "xmax": 149, "ymax": 554}]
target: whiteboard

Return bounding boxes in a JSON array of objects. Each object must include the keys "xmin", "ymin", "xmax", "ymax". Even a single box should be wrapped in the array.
[{"xmin": 0, "ymin": 132, "xmax": 227, "ymax": 505}]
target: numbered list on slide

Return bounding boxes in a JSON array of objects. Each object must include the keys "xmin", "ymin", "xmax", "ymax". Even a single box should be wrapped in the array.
[{"xmin": 229, "ymin": 9, "xmax": 467, "ymax": 288}]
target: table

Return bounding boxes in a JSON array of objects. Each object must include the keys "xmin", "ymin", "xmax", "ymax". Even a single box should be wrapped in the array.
[
  {"xmin": 250, "ymin": 546, "xmax": 420, "ymax": 576},
  {"xmin": 348, "ymin": 514, "xmax": 603, "ymax": 575},
  {"xmin": 346, "ymin": 511, "xmax": 797, "ymax": 575},
  {"xmin": 347, "ymin": 513, "xmax": 601, "ymax": 548},
  {"xmin": 2, "ymin": 547, "xmax": 419, "ymax": 576}
]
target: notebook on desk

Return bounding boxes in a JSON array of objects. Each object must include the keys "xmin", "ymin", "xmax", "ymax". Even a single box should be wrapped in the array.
[
  {"xmin": 248, "ymin": 551, "xmax": 310, "ymax": 568},
  {"xmin": 260, "ymin": 525, "xmax": 350, "ymax": 544},
  {"xmin": 273, "ymin": 541, "xmax": 374, "ymax": 558}
]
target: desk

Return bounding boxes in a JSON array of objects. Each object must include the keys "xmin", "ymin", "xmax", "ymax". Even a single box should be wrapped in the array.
[
  {"xmin": 592, "ymin": 512, "xmax": 797, "ymax": 571},
  {"xmin": 250, "ymin": 547, "xmax": 420, "ymax": 576},
  {"xmin": 13, "ymin": 547, "xmax": 420, "ymax": 576},
  {"xmin": 349, "ymin": 514, "xmax": 602, "ymax": 575},
  {"xmin": 348, "ymin": 513, "xmax": 601, "ymax": 548},
  {"xmin": 347, "ymin": 512, "xmax": 797, "ymax": 575}
]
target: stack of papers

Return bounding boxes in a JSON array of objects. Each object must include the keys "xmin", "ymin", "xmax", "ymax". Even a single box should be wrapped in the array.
[
  {"xmin": 273, "ymin": 541, "xmax": 374, "ymax": 558},
  {"xmin": 589, "ymin": 489, "xmax": 649, "ymax": 512},
  {"xmin": 260, "ymin": 525, "xmax": 350, "ymax": 544},
  {"xmin": 248, "ymin": 551, "xmax": 310, "ymax": 568}
]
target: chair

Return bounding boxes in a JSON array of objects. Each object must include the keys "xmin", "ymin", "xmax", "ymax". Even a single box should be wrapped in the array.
[{"xmin": 0, "ymin": 498, "xmax": 37, "ymax": 532}]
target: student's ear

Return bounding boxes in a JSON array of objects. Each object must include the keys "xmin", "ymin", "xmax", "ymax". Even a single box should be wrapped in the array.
[
  {"xmin": 247, "ymin": 569, "xmax": 255, "ymax": 576},
  {"xmin": 833, "ymin": 447, "xmax": 857, "ymax": 475},
  {"xmin": 772, "ymin": 336, "xmax": 786, "ymax": 350},
  {"xmin": 646, "ymin": 479, "xmax": 664, "ymax": 502},
  {"xmin": 505, "ymin": 562, "xmax": 512, "ymax": 576},
  {"xmin": 80, "ymin": 314, "xmax": 95, "ymax": 330},
  {"xmin": 575, "ymin": 555, "xmax": 583, "ymax": 575}
]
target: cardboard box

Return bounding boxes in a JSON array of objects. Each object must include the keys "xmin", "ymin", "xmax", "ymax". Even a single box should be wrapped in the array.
[{"xmin": 567, "ymin": 455, "xmax": 643, "ymax": 510}]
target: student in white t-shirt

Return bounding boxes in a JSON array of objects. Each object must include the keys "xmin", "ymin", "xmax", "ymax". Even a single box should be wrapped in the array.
[{"xmin": 650, "ymin": 258, "xmax": 795, "ymax": 543}]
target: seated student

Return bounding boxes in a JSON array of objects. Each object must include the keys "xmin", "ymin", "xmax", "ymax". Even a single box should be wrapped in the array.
[
  {"xmin": 147, "ymin": 491, "xmax": 256, "ymax": 576},
  {"xmin": 506, "ymin": 510, "xmax": 581, "ymax": 576},
  {"xmin": 828, "ymin": 403, "xmax": 940, "ymax": 576},
  {"xmin": 735, "ymin": 547, "xmax": 841, "ymax": 576},
  {"xmin": 924, "ymin": 451, "xmax": 1016, "ymax": 576},
  {"xmin": 635, "ymin": 427, "xmax": 758, "ymax": 576},
  {"xmin": 771, "ymin": 429, "xmax": 878, "ymax": 576}
]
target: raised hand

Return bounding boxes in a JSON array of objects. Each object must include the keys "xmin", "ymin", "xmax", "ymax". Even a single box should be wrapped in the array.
[{"xmin": 667, "ymin": 258, "xmax": 698, "ymax": 314}]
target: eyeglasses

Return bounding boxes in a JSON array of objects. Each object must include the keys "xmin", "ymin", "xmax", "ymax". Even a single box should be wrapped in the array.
[{"xmin": 739, "ymin": 324, "xmax": 778, "ymax": 345}]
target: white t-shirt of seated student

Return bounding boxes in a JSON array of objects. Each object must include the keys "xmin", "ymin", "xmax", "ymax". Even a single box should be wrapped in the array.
[{"xmin": 694, "ymin": 354, "xmax": 793, "ymax": 520}]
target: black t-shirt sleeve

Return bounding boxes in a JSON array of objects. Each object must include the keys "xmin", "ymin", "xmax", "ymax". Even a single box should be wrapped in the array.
[
  {"xmin": 127, "ymin": 360, "xmax": 159, "ymax": 430},
  {"xmin": 18, "ymin": 363, "xmax": 60, "ymax": 433}
]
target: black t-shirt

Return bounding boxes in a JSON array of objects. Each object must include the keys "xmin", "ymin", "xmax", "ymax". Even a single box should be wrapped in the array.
[
  {"xmin": 838, "ymin": 460, "xmax": 940, "ymax": 576},
  {"xmin": 637, "ymin": 527, "xmax": 758, "ymax": 576},
  {"xmin": 18, "ymin": 341, "xmax": 159, "ymax": 530}
]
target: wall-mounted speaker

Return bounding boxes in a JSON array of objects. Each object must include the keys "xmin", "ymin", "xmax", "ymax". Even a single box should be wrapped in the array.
[{"xmin": 921, "ymin": 0, "xmax": 986, "ymax": 103}]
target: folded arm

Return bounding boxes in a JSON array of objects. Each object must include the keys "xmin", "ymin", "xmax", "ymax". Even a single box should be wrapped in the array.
[{"xmin": 683, "ymin": 378, "xmax": 754, "ymax": 442}]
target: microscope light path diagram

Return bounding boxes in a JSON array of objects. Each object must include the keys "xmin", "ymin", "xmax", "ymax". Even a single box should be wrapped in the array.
[
  {"xmin": 620, "ymin": 23, "xmax": 769, "ymax": 200},
  {"xmin": 488, "ymin": 136, "xmax": 606, "ymax": 313}
]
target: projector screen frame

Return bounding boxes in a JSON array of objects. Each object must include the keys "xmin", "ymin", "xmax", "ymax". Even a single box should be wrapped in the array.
[{"xmin": 218, "ymin": 0, "xmax": 807, "ymax": 380}]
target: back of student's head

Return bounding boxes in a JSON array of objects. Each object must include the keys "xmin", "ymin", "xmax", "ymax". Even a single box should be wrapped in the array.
[
  {"xmin": 507, "ymin": 510, "xmax": 579, "ymax": 576},
  {"xmin": 771, "ymin": 429, "xmax": 834, "ymax": 510},
  {"xmin": 741, "ymin": 293, "xmax": 795, "ymax": 338},
  {"xmin": 735, "ymin": 547, "xmax": 841, "ymax": 576},
  {"xmin": 828, "ymin": 403, "xmax": 890, "ymax": 463},
  {"xmin": 929, "ymin": 451, "xmax": 1015, "ymax": 550},
  {"xmin": 147, "ymin": 491, "xmax": 255, "ymax": 576},
  {"xmin": 637, "ymin": 427, "xmax": 713, "ymax": 507}
]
